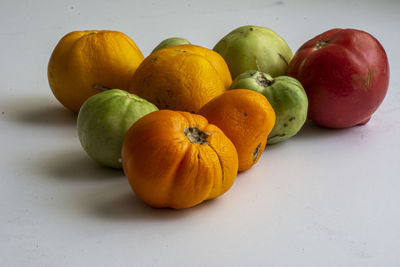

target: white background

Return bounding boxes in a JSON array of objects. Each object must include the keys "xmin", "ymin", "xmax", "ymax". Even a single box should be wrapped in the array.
[{"xmin": 1, "ymin": 0, "xmax": 399, "ymax": 266}]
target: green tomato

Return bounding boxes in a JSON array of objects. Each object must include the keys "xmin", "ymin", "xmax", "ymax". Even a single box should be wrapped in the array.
[
  {"xmin": 213, "ymin": 25, "xmax": 292, "ymax": 79},
  {"xmin": 230, "ymin": 70, "xmax": 308, "ymax": 145},
  {"xmin": 77, "ymin": 89, "xmax": 158, "ymax": 168},
  {"xmin": 151, "ymin": 37, "xmax": 190, "ymax": 53}
]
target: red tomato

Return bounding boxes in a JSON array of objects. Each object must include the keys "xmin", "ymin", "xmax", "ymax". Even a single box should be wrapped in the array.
[{"xmin": 288, "ymin": 29, "xmax": 389, "ymax": 128}]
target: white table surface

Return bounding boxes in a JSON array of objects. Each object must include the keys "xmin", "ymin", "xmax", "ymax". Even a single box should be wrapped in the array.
[{"xmin": 1, "ymin": 0, "xmax": 399, "ymax": 266}]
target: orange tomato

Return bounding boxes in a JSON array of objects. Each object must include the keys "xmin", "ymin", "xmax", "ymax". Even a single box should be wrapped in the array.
[
  {"xmin": 48, "ymin": 30, "xmax": 144, "ymax": 113},
  {"xmin": 129, "ymin": 44, "xmax": 232, "ymax": 113},
  {"xmin": 199, "ymin": 89, "xmax": 276, "ymax": 172},
  {"xmin": 122, "ymin": 110, "xmax": 238, "ymax": 209}
]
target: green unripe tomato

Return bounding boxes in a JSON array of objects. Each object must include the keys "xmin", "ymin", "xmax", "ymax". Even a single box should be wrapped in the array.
[
  {"xmin": 213, "ymin": 25, "xmax": 292, "ymax": 79},
  {"xmin": 77, "ymin": 89, "xmax": 158, "ymax": 168},
  {"xmin": 152, "ymin": 37, "xmax": 190, "ymax": 53},
  {"xmin": 230, "ymin": 70, "xmax": 308, "ymax": 144}
]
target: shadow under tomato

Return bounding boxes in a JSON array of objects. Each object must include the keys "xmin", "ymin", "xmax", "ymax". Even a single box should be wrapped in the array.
[
  {"xmin": 33, "ymin": 146, "xmax": 124, "ymax": 181},
  {"xmin": 89, "ymin": 181, "xmax": 220, "ymax": 221},
  {"xmin": 282, "ymin": 120, "xmax": 353, "ymax": 141},
  {"xmin": 1, "ymin": 95, "xmax": 76, "ymax": 126},
  {"xmin": 32, "ymin": 147, "xmax": 215, "ymax": 221}
]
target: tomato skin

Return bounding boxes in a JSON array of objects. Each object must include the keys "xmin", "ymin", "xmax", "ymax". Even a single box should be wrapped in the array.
[{"xmin": 288, "ymin": 29, "xmax": 389, "ymax": 128}]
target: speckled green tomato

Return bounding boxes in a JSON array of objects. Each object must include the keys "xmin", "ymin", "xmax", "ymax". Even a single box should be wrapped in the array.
[
  {"xmin": 151, "ymin": 37, "xmax": 190, "ymax": 53},
  {"xmin": 77, "ymin": 89, "xmax": 158, "ymax": 168},
  {"xmin": 230, "ymin": 70, "xmax": 308, "ymax": 144},
  {"xmin": 213, "ymin": 25, "xmax": 292, "ymax": 79}
]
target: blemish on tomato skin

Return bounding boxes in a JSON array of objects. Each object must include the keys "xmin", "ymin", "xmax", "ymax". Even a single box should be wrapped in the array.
[
  {"xmin": 314, "ymin": 40, "xmax": 329, "ymax": 50},
  {"xmin": 269, "ymin": 133, "xmax": 286, "ymax": 139},
  {"xmin": 93, "ymin": 84, "xmax": 111, "ymax": 91},
  {"xmin": 351, "ymin": 68, "xmax": 376, "ymax": 91},
  {"xmin": 253, "ymin": 143, "xmax": 261, "ymax": 162},
  {"xmin": 278, "ymin": 53, "xmax": 289, "ymax": 66},
  {"xmin": 83, "ymin": 32, "xmax": 96, "ymax": 36}
]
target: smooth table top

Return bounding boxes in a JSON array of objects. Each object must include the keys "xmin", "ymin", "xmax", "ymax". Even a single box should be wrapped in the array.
[{"xmin": 1, "ymin": 0, "xmax": 399, "ymax": 266}]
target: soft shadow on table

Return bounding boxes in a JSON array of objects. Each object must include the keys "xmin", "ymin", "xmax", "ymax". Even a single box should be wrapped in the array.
[
  {"xmin": 34, "ymin": 147, "xmax": 124, "ymax": 181},
  {"xmin": 284, "ymin": 120, "xmax": 352, "ymax": 141},
  {"xmin": 34, "ymin": 147, "xmax": 209, "ymax": 220},
  {"xmin": 1, "ymin": 95, "xmax": 76, "ymax": 126},
  {"xmin": 88, "ymin": 182, "xmax": 216, "ymax": 221},
  {"xmin": 262, "ymin": 120, "xmax": 342, "ymax": 152}
]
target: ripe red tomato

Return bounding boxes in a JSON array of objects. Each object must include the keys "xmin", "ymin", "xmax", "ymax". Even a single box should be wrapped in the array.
[{"xmin": 288, "ymin": 28, "xmax": 389, "ymax": 128}]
